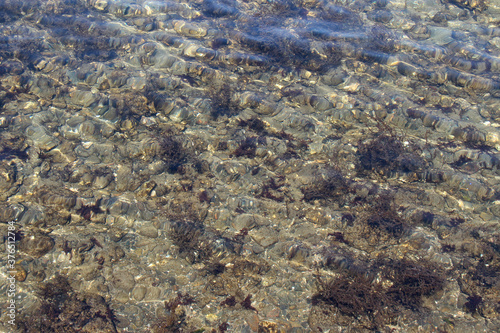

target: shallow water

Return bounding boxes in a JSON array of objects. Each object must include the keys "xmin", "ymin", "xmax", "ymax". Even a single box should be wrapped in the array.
[{"xmin": 1, "ymin": 0, "xmax": 500, "ymax": 332}]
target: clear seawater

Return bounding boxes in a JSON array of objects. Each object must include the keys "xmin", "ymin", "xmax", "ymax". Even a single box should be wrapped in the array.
[{"xmin": 1, "ymin": 0, "xmax": 500, "ymax": 332}]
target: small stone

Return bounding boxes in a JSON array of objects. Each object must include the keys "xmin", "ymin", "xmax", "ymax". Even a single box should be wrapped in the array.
[
  {"xmin": 79, "ymin": 263, "xmax": 101, "ymax": 281},
  {"xmin": 143, "ymin": 286, "xmax": 161, "ymax": 301},
  {"xmin": 490, "ymin": 205, "xmax": 500, "ymax": 218},
  {"xmin": 266, "ymin": 307, "xmax": 280, "ymax": 319},
  {"xmin": 479, "ymin": 211, "xmax": 493, "ymax": 221},
  {"xmin": 72, "ymin": 252, "xmax": 85, "ymax": 266},
  {"xmin": 19, "ymin": 233, "xmax": 55, "ymax": 258},
  {"xmin": 110, "ymin": 245, "xmax": 126, "ymax": 261},
  {"xmin": 232, "ymin": 213, "xmax": 258, "ymax": 230},
  {"xmin": 249, "ymin": 226, "xmax": 278, "ymax": 248},
  {"xmin": 112, "ymin": 270, "xmax": 135, "ymax": 293},
  {"xmin": 93, "ymin": 0, "xmax": 108, "ymax": 11},
  {"xmin": 205, "ymin": 313, "xmax": 218, "ymax": 322},
  {"xmin": 137, "ymin": 225, "xmax": 158, "ymax": 238},
  {"xmin": 115, "ymin": 291, "xmax": 130, "ymax": 304},
  {"xmin": 245, "ymin": 312, "xmax": 260, "ymax": 332},
  {"xmin": 132, "ymin": 285, "xmax": 147, "ymax": 301},
  {"xmin": 305, "ymin": 208, "xmax": 330, "ymax": 226},
  {"xmin": 293, "ymin": 222, "xmax": 317, "ymax": 239},
  {"xmin": 258, "ymin": 320, "xmax": 279, "ymax": 333},
  {"xmin": 11, "ymin": 264, "xmax": 27, "ymax": 282},
  {"xmin": 108, "ymin": 228, "xmax": 127, "ymax": 242}
]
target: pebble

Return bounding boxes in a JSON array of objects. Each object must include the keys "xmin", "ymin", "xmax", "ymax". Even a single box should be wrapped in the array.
[
  {"xmin": 19, "ymin": 233, "xmax": 54, "ymax": 258},
  {"xmin": 137, "ymin": 225, "xmax": 159, "ymax": 238},
  {"xmin": 111, "ymin": 270, "xmax": 136, "ymax": 293},
  {"xmin": 249, "ymin": 227, "xmax": 279, "ymax": 248},
  {"xmin": 11, "ymin": 264, "xmax": 27, "ymax": 282},
  {"xmin": 245, "ymin": 313, "xmax": 260, "ymax": 332},
  {"xmin": 232, "ymin": 213, "xmax": 259, "ymax": 230},
  {"xmin": 131, "ymin": 285, "xmax": 147, "ymax": 301}
]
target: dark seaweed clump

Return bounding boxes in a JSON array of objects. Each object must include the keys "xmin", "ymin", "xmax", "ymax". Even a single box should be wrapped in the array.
[
  {"xmin": 451, "ymin": 155, "xmax": 473, "ymax": 169},
  {"xmin": 237, "ymin": 116, "xmax": 310, "ymax": 159},
  {"xmin": 238, "ymin": 117, "xmax": 267, "ymax": 133},
  {"xmin": 311, "ymin": 273, "xmax": 393, "ymax": 330},
  {"xmin": 453, "ymin": 234, "xmax": 500, "ymax": 318},
  {"xmin": 241, "ymin": 294, "xmax": 258, "ymax": 312},
  {"xmin": 301, "ymin": 167, "xmax": 351, "ymax": 204},
  {"xmin": 16, "ymin": 275, "xmax": 117, "ymax": 333},
  {"xmin": 220, "ymin": 293, "xmax": 258, "ymax": 312},
  {"xmin": 257, "ymin": 176, "xmax": 286, "ymax": 202},
  {"xmin": 220, "ymin": 295, "xmax": 237, "ymax": 307},
  {"xmin": 159, "ymin": 136, "xmax": 189, "ymax": 173},
  {"xmin": 442, "ymin": 243, "xmax": 456, "ymax": 253},
  {"xmin": 0, "ymin": 146, "xmax": 28, "ymax": 160},
  {"xmin": 218, "ymin": 322, "xmax": 230, "ymax": 332},
  {"xmin": 464, "ymin": 295, "xmax": 483, "ymax": 314},
  {"xmin": 311, "ymin": 258, "xmax": 445, "ymax": 330},
  {"xmin": 168, "ymin": 220, "xmax": 212, "ymax": 264},
  {"xmin": 152, "ymin": 293, "xmax": 195, "ymax": 333},
  {"xmin": 76, "ymin": 198, "xmax": 104, "ymax": 221},
  {"xmin": 409, "ymin": 210, "xmax": 436, "ymax": 228},
  {"xmin": 158, "ymin": 133, "xmax": 208, "ymax": 175},
  {"xmin": 208, "ymin": 83, "xmax": 241, "ymax": 119},
  {"xmin": 362, "ymin": 192, "xmax": 407, "ymax": 238},
  {"xmin": 357, "ymin": 129, "xmax": 425, "ymax": 177},
  {"xmin": 0, "ymin": 134, "xmax": 29, "ymax": 161},
  {"xmin": 380, "ymin": 259, "xmax": 445, "ymax": 310},
  {"xmin": 232, "ymin": 136, "xmax": 257, "ymax": 158}
]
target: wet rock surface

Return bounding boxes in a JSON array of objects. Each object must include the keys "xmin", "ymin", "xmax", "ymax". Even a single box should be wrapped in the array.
[{"xmin": 1, "ymin": 0, "xmax": 500, "ymax": 332}]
